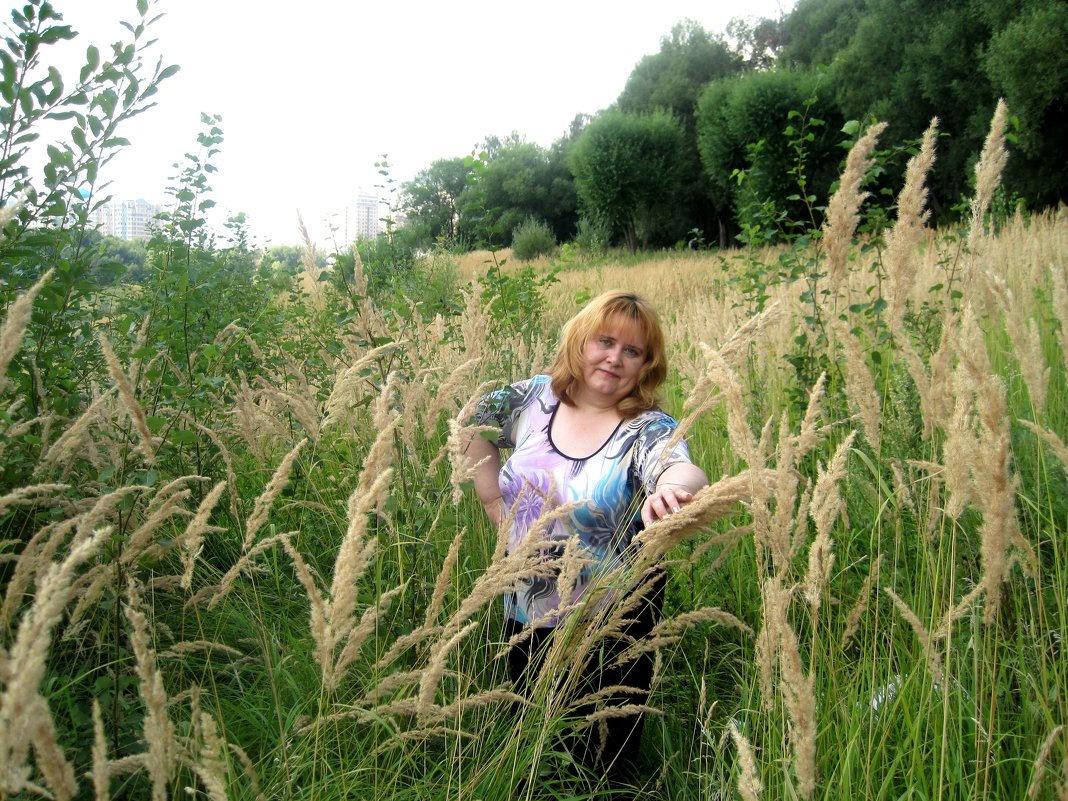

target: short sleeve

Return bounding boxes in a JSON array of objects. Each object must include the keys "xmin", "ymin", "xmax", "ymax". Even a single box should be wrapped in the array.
[
  {"xmin": 631, "ymin": 414, "xmax": 692, "ymax": 494},
  {"xmin": 475, "ymin": 377, "xmax": 543, "ymax": 449}
]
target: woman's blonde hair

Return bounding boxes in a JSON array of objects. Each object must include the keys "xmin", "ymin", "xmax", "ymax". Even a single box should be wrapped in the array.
[{"xmin": 549, "ymin": 290, "xmax": 667, "ymax": 418}]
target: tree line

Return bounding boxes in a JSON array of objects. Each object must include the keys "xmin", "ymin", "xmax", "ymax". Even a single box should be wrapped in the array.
[{"xmin": 397, "ymin": 0, "xmax": 1067, "ymax": 254}]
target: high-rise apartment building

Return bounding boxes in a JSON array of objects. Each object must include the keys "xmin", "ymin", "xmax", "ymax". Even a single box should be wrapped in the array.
[{"xmin": 93, "ymin": 199, "xmax": 161, "ymax": 240}]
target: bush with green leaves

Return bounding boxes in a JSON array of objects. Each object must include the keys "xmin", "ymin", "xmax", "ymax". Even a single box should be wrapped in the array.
[{"xmin": 509, "ymin": 216, "xmax": 556, "ymax": 261}]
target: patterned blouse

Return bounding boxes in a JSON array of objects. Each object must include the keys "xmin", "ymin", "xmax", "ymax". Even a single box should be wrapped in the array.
[{"xmin": 476, "ymin": 374, "xmax": 693, "ymax": 627}]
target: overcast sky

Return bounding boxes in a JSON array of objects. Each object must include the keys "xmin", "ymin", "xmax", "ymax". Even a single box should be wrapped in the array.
[{"xmin": 55, "ymin": 0, "xmax": 792, "ymax": 246}]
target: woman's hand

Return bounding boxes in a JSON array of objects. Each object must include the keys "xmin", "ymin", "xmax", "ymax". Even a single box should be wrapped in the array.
[
  {"xmin": 641, "ymin": 485, "xmax": 694, "ymax": 525},
  {"xmin": 641, "ymin": 463, "xmax": 708, "ymax": 525}
]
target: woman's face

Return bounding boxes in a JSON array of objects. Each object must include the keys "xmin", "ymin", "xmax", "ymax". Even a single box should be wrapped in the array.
[{"xmin": 579, "ymin": 318, "xmax": 648, "ymax": 407}]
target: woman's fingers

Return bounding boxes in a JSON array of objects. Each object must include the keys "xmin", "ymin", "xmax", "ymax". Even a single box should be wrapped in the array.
[{"xmin": 641, "ymin": 487, "xmax": 694, "ymax": 525}]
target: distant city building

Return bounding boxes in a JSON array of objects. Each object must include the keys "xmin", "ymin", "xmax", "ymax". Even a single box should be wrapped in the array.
[
  {"xmin": 329, "ymin": 191, "xmax": 399, "ymax": 242},
  {"xmin": 93, "ymin": 199, "xmax": 161, "ymax": 240}
]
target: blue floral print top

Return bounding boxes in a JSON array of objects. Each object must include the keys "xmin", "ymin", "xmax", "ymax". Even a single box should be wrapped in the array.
[{"xmin": 477, "ymin": 375, "xmax": 693, "ymax": 627}]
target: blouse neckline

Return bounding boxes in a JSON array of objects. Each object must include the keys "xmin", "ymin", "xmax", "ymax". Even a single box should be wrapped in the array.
[{"xmin": 547, "ymin": 403, "xmax": 625, "ymax": 461}]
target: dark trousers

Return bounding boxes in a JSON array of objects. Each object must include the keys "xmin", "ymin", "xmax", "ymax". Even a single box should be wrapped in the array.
[{"xmin": 503, "ymin": 571, "xmax": 664, "ymax": 785}]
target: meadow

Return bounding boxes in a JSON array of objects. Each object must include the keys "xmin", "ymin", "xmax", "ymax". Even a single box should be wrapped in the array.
[{"xmin": 1, "ymin": 105, "xmax": 1067, "ymax": 801}]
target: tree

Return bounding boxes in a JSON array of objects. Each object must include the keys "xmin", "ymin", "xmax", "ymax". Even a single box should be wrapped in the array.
[
  {"xmin": 398, "ymin": 157, "xmax": 472, "ymax": 248},
  {"xmin": 696, "ymin": 69, "xmax": 843, "ymax": 244},
  {"xmin": 616, "ymin": 21, "xmax": 744, "ymax": 245},
  {"xmin": 456, "ymin": 139, "xmax": 577, "ymax": 249},
  {"xmin": 569, "ymin": 110, "xmax": 685, "ymax": 254},
  {"xmin": 982, "ymin": 1, "xmax": 1068, "ymax": 206}
]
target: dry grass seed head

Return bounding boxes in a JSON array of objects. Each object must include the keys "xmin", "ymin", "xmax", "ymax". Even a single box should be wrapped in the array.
[
  {"xmin": 823, "ymin": 121, "xmax": 888, "ymax": 295},
  {"xmin": 731, "ymin": 722, "xmax": 764, "ymax": 801},
  {"xmin": 884, "ymin": 586, "xmax": 944, "ymax": 686},
  {"xmin": 243, "ymin": 438, "xmax": 306, "ymax": 551},
  {"xmin": 967, "ymin": 98, "xmax": 1010, "ymax": 259},
  {"xmin": 0, "ymin": 269, "xmax": 53, "ymax": 394},
  {"xmin": 98, "ymin": 334, "xmax": 156, "ymax": 464},
  {"xmin": 841, "ymin": 554, "xmax": 883, "ymax": 649},
  {"xmin": 124, "ymin": 581, "xmax": 175, "ymax": 801},
  {"xmin": 886, "ymin": 118, "xmax": 939, "ymax": 333}
]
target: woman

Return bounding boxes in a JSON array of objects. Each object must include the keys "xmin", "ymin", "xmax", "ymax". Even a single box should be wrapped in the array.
[{"xmin": 467, "ymin": 290, "xmax": 708, "ymax": 784}]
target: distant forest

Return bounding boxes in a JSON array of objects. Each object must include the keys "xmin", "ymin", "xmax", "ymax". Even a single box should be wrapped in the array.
[{"xmin": 397, "ymin": 0, "xmax": 1067, "ymax": 252}]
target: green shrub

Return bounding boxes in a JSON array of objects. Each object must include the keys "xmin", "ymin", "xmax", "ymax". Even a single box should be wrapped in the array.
[{"xmin": 510, "ymin": 216, "xmax": 557, "ymax": 261}]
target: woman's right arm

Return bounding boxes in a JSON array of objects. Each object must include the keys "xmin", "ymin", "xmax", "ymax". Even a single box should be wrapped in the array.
[{"xmin": 465, "ymin": 434, "xmax": 506, "ymax": 527}]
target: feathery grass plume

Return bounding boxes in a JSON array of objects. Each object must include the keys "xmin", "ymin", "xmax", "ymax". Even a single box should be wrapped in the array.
[
  {"xmin": 931, "ymin": 584, "xmax": 986, "ymax": 641},
  {"xmin": 226, "ymin": 743, "xmax": 263, "ymax": 801},
  {"xmin": 804, "ymin": 431, "xmax": 856, "ymax": 613},
  {"xmin": 972, "ymin": 369, "xmax": 1035, "ymax": 623},
  {"xmin": 0, "ymin": 191, "xmax": 23, "ymax": 230},
  {"xmin": 195, "ymin": 530, "xmax": 294, "ymax": 609},
  {"xmin": 967, "ymin": 99, "xmax": 1010, "ymax": 259},
  {"xmin": 988, "ymin": 276, "xmax": 1050, "ymax": 411},
  {"xmin": 190, "ymin": 704, "xmax": 229, "ymax": 801},
  {"xmin": 795, "ymin": 372, "xmax": 830, "ymax": 459},
  {"xmin": 822, "ymin": 121, "xmax": 888, "ymax": 297},
  {"xmin": 731, "ymin": 722, "xmax": 764, "ymax": 801},
  {"xmin": 897, "ymin": 323, "xmax": 954, "ymax": 441},
  {"xmin": 839, "ymin": 328, "xmax": 882, "ymax": 452},
  {"xmin": 243, "ymin": 438, "xmax": 306, "ymax": 551},
  {"xmin": 632, "ymin": 471, "xmax": 774, "ymax": 563},
  {"xmin": 38, "ymin": 388, "xmax": 116, "ymax": 469},
  {"xmin": 0, "ymin": 268, "xmax": 53, "ymax": 394},
  {"xmin": 761, "ymin": 578, "xmax": 817, "ymax": 798},
  {"xmin": 417, "ymin": 620, "xmax": 479, "ymax": 723},
  {"xmin": 889, "ymin": 458, "xmax": 916, "ymax": 515},
  {"xmin": 296, "ymin": 212, "xmax": 325, "ymax": 310},
  {"xmin": 1051, "ymin": 264, "xmax": 1068, "ymax": 363},
  {"xmin": 91, "ymin": 699, "xmax": 109, "ymax": 801},
  {"xmin": 841, "ymin": 554, "xmax": 883, "ymax": 648},
  {"xmin": 333, "ymin": 583, "xmax": 406, "ymax": 684},
  {"xmin": 942, "ymin": 364, "xmax": 978, "ymax": 521},
  {"xmin": 424, "ymin": 357, "xmax": 481, "ymax": 427},
  {"xmin": 320, "ymin": 341, "xmax": 406, "ymax": 431},
  {"xmin": 440, "ymin": 381, "xmax": 499, "ymax": 503},
  {"xmin": 124, "ymin": 580, "xmax": 175, "ymax": 801},
  {"xmin": 613, "ymin": 606, "xmax": 753, "ymax": 667},
  {"xmin": 282, "ymin": 538, "xmax": 330, "ymax": 677},
  {"xmin": 703, "ymin": 344, "xmax": 762, "ymax": 468},
  {"xmin": 329, "ymin": 451, "xmax": 395, "ymax": 637},
  {"xmin": 0, "ymin": 527, "xmax": 104, "ymax": 800},
  {"xmin": 254, "ymin": 377, "xmax": 321, "ymax": 441},
  {"xmin": 886, "ymin": 118, "xmax": 939, "ymax": 333},
  {"xmin": 179, "ymin": 480, "xmax": 228, "ymax": 591},
  {"xmin": 190, "ymin": 419, "xmax": 240, "ymax": 520},
  {"xmin": 424, "ymin": 526, "xmax": 465, "ymax": 629},
  {"xmin": 120, "ymin": 486, "xmax": 195, "ymax": 567},
  {"xmin": 884, "ymin": 586, "xmax": 943, "ymax": 685},
  {"xmin": 0, "ymin": 483, "xmax": 67, "ymax": 518},
  {"xmin": 1028, "ymin": 725, "xmax": 1065, "ymax": 801},
  {"xmin": 1020, "ymin": 420, "xmax": 1068, "ymax": 471},
  {"xmin": 26, "ymin": 694, "xmax": 75, "ymax": 801},
  {"xmin": 98, "ymin": 333, "xmax": 156, "ymax": 464}
]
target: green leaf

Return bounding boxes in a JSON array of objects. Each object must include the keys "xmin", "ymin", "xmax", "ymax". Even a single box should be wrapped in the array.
[
  {"xmin": 842, "ymin": 120, "xmax": 861, "ymax": 137},
  {"xmin": 80, "ymin": 45, "xmax": 100, "ymax": 83},
  {"xmin": 137, "ymin": 0, "xmax": 148, "ymax": 15},
  {"xmin": 71, "ymin": 126, "xmax": 88, "ymax": 152}
]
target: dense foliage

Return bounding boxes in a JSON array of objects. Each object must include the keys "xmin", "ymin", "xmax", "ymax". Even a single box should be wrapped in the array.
[{"xmin": 396, "ymin": 0, "xmax": 1066, "ymax": 253}]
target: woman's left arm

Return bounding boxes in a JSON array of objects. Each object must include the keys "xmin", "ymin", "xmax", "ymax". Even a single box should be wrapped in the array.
[{"xmin": 641, "ymin": 462, "xmax": 709, "ymax": 525}]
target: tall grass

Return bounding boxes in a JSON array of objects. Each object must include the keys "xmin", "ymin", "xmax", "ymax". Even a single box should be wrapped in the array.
[{"xmin": 1, "ymin": 106, "xmax": 1067, "ymax": 801}]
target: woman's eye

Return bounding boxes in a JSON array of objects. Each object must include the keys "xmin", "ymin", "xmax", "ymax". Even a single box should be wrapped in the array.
[
  {"xmin": 625, "ymin": 348, "xmax": 639, "ymax": 357},
  {"xmin": 599, "ymin": 337, "xmax": 612, "ymax": 346}
]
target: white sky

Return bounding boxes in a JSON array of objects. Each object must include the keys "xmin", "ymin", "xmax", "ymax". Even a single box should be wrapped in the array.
[{"xmin": 53, "ymin": 0, "xmax": 792, "ymax": 246}]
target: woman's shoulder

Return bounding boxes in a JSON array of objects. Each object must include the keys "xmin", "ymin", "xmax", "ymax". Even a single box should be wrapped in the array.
[{"xmin": 626, "ymin": 407, "xmax": 679, "ymax": 432}]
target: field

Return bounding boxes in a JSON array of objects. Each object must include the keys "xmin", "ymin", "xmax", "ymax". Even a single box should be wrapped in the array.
[{"xmin": 2, "ymin": 115, "xmax": 1067, "ymax": 801}]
